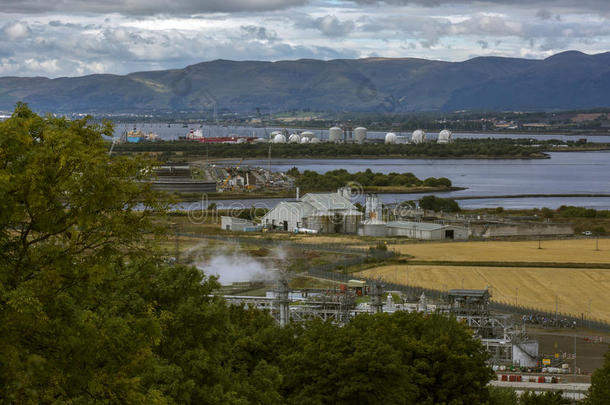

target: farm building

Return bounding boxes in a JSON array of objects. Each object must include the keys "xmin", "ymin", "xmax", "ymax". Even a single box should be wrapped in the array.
[
  {"xmin": 261, "ymin": 189, "xmax": 362, "ymax": 234},
  {"xmin": 221, "ymin": 216, "xmax": 258, "ymax": 232},
  {"xmin": 386, "ymin": 221, "xmax": 468, "ymax": 240}
]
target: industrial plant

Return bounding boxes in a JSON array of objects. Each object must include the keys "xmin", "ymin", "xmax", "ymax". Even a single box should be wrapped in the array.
[{"xmin": 221, "ymin": 278, "xmax": 540, "ymax": 369}]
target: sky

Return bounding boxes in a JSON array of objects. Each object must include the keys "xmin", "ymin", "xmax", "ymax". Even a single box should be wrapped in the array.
[{"xmin": 0, "ymin": 0, "xmax": 608, "ymax": 77}]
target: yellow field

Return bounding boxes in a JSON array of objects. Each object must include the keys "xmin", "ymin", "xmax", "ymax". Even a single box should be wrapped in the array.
[
  {"xmin": 358, "ymin": 265, "xmax": 610, "ymax": 322},
  {"xmin": 395, "ymin": 239, "xmax": 610, "ymax": 264}
]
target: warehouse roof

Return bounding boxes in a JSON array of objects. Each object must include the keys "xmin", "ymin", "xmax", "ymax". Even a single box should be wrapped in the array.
[
  {"xmin": 386, "ymin": 221, "xmax": 444, "ymax": 231},
  {"xmin": 386, "ymin": 221, "xmax": 468, "ymax": 231},
  {"xmin": 302, "ymin": 192, "xmax": 357, "ymax": 213}
]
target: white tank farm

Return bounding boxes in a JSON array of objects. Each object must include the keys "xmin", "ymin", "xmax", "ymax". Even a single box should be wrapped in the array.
[
  {"xmin": 272, "ymin": 134, "xmax": 286, "ymax": 143},
  {"xmin": 437, "ymin": 129, "xmax": 453, "ymax": 144},
  {"xmin": 288, "ymin": 134, "xmax": 301, "ymax": 143},
  {"xmin": 411, "ymin": 129, "xmax": 426, "ymax": 144},
  {"xmin": 300, "ymin": 137, "xmax": 310, "ymax": 144},
  {"xmin": 385, "ymin": 132, "xmax": 397, "ymax": 144},
  {"xmin": 354, "ymin": 127, "xmax": 367, "ymax": 143},
  {"xmin": 329, "ymin": 126, "xmax": 343, "ymax": 142}
]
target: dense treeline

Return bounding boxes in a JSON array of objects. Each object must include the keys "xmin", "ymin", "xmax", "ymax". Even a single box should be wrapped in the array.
[
  {"xmin": 287, "ymin": 167, "xmax": 452, "ymax": 191},
  {"xmin": 2, "ymin": 106, "xmax": 608, "ymax": 404},
  {"xmin": 114, "ymin": 138, "xmax": 544, "ymax": 159},
  {"xmin": 419, "ymin": 195, "xmax": 461, "ymax": 212}
]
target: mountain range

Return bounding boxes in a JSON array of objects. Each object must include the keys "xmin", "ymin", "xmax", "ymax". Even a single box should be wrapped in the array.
[{"xmin": 1, "ymin": 51, "xmax": 609, "ymax": 113}]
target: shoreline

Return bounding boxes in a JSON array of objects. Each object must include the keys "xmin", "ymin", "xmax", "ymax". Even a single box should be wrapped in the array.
[{"xmin": 172, "ymin": 186, "xmax": 464, "ymax": 201}]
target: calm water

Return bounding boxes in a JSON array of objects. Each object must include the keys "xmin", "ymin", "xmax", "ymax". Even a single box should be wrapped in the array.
[
  {"xmin": 169, "ymin": 151, "xmax": 610, "ymax": 210},
  {"xmin": 113, "ymin": 122, "xmax": 610, "ymax": 143}
]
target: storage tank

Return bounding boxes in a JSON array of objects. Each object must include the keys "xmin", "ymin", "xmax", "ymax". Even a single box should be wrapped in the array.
[
  {"xmin": 385, "ymin": 132, "xmax": 397, "ymax": 144},
  {"xmin": 288, "ymin": 133, "xmax": 301, "ymax": 143},
  {"xmin": 437, "ymin": 129, "xmax": 453, "ymax": 144},
  {"xmin": 309, "ymin": 137, "xmax": 321, "ymax": 144},
  {"xmin": 412, "ymin": 129, "xmax": 426, "ymax": 144},
  {"xmin": 300, "ymin": 137, "xmax": 310, "ymax": 144},
  {"xmin": 300, "ymin": 131, "xmax": 315, "ymax": 139},
  {"xmin": 272, "ymin": 134, "xmax": 286, "ymax": 143},
  {"xmin": 354, "ymin": 127, "xmax": 367, "ymax": 143},
  {"xmin": 253, "ymin": 137, "xmax": 267, "ymax": 143},
  {"xmin": 329, "ymin": 126, "xmax": 343, "ymax": 143}
]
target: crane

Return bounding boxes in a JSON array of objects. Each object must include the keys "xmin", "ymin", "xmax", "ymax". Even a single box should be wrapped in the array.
[{"xmin": 220, "ymin": 158, "xmax": 243, "ymax": 191}]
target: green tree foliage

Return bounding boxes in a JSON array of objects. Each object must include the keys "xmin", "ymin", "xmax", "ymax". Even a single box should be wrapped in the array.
[
  {"xmin": 488, "ymin": 386, "xmax": 519, "ymax": 405},
  {"xmin": 114, "ymin": 138, "xmax": 542, "ymax": 159},
  {"xmin": 289, "ymin": 168, "xmax": 450, "ymax": 191},
  {"xmin": 585, "ymin": 348, "xmax": 610, "ymax": 404},
  {"xmin": 278, "ymin": 312, "xmax": 494, "ymax": 405},
  {"xmin": 419, "ymin": 195, "xmax": 461, "ymax": 212},
  {"xmin": 0, "ymin": 104, "xmax": 280, "ymax": 403}
]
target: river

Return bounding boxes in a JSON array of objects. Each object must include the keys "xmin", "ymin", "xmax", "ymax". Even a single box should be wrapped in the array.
[{"xmin": 169, "ymin": 151, "xmax": 610, "ymax": 211}]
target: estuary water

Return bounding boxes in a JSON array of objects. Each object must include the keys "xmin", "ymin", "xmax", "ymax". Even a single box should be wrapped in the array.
[{"xmin": 170, "ymin": 151, "xmax": 610, "ymax": 211}]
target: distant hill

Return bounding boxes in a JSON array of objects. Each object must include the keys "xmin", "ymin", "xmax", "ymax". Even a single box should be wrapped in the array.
[{"xmin": 1, "ymin": 51, "xmax": 609, "ymax": 113}]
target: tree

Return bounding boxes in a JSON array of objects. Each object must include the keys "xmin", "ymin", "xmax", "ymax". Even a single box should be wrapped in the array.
[
  {"xmin": 278, "ymin": 312, "xmax": 494, "ymax": 405},
  {"xmin": 0, "ymin": 103, "xmax": 168, "ymax": 402},
  {"xmin": 585, "ymin": 348, "xmax": 610, "ymax": 404}
]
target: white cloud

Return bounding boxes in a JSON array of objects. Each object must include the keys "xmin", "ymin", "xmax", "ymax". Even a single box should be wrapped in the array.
[
  {"xmin": 4, "ymin": 21, "xmax": 31, "ymax": 40},
  {"xmin": 0, "ymin": 1, "xmax": 608, "ymax": 77}
]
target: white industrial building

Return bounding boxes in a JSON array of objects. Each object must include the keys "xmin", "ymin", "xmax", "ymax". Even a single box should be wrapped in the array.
[
  {"xmin": 358, "ymin": 194, "xmax": 468, "ymax": 240},
  {"xmin": 262, "ymin": 188, "xmax": 363, "ymax": 234},
  {"xmin": 386, "ymin": 221, "xmax": 468, "ymax": 240},
  {"xmin": 221, "ymin": 216, "xmax": 258, "ymax": 232}
]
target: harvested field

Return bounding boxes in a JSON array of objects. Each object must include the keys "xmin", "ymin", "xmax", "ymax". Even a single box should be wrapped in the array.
[
  {"xmin": 394, "ymin": 239, "xmax": 610, "ymax": 264},
  {"xmin": 358, "ymin": 264, "xmax": 610, "ymax": 323}
]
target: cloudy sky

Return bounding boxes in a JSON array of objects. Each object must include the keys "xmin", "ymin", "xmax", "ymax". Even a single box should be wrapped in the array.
[{"xmin": 0, "ymin": 0, "xmax": 608, "ymax": 77}]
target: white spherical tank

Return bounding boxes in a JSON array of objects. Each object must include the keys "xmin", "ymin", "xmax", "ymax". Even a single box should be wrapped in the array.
[
  {"xmin": 300, "ymin": 137, "xmax": 309, "ymax": 144},
  {"xmin": 437, "ymin": 129, "xmax": 453, "ymax": 144},
  {"xmin": 329, "ymin": 126, "xmax": 343, "ymax": 142},
  {"xmin": 354, "ymin": 127, "xmax": 367, "ymax": 143},
  {"xmin": 385, "ymin": 132, "xmax": 397, "ymax": 144},
  {"xmin": 309, "ymin": 137, "xmax": 321, "ymax": 144},
  {"xmin": 288, "ymin": 133, "xmax": 301, "ymax": 143},
  {"xmin": 270, "ymin": 130, "xmax": 282, "ymax": 137},
  {"xmin": 272, "ymin": 134, "xmax": 286, "ymax": 143},
  {"xmin": 300, "ymin": 131, "xmax": 315, "ymax": 139},
  {"xmin": 411, "ymin": 129, "xmax": 426, "ymax": 144}
]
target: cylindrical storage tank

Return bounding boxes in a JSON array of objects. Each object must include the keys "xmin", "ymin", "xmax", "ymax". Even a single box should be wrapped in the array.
[
  {"xmin": 329, "ymin": 126, "xmax": 343, "ymax": 142},
  {"xmin": 300, "ymin": 137, "xmax": 310, "ymax": 144},
  {"xmin": 288, "ymin": 133, "xmax": 301, "ymax": 143},
  {"xmin": 272, "ymin": 134, "xmax": 286, "ymax": 143},
  {"xmin": 412, "ymin": 129, "xmax": 426, "ymax": 144},
  {"xmin": 354, "ymin": 127, "xmax": 367, "ymax": 143},
  {"xmin": 300, "ymin": 131, "xmax": 315, "ymax": 139},
  {"xmin": 437, "ymin": 129, "xmax": 452, "ymax": 144},
  {"xmin": 309, "ymin": 137, "xmax": 321, "ymax": 144},
  {"xmin": 385, "ymin": 132, "xmax": 397, "ymax": 144}
]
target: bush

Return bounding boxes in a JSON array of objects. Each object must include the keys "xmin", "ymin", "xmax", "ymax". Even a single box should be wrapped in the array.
[{"xmin": 419, "ymin": 195, "xmax": 460, "ymax": 212}]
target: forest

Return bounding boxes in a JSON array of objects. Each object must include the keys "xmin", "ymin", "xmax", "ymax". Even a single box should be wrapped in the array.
[
  {"xmin": 286, "ymin": 167, "xmax": 452, "ymax": 191},
  {"xmin": 114, "ymin": 138, "xmax": 546, "ymax": 159}
]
